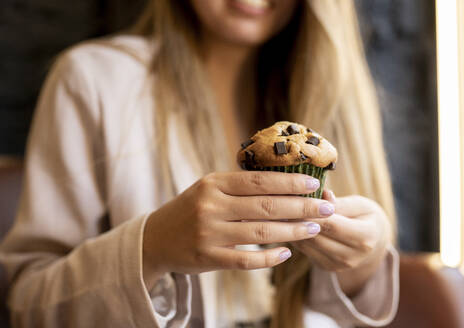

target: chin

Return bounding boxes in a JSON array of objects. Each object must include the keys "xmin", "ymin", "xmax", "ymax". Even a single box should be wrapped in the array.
[
  {"xmin": 215, "ymin": 24, "xmax": 277, "ymax": 46},
  {"xmin": 190, "ymin": 0, "xmax": 299, "ymax": 48}
]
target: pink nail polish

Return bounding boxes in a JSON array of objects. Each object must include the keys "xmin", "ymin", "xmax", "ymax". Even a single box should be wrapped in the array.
[
  {"xmin": 305, "ymin": 222, "xmax": 321, "ymax": 234},
  {"xmin": 328, "ymin": 190, "xmax": 336, "ymax": 202},
  {"xmin": 279, "ymin": 249, "xmax": 292, "ymax": 261},
  {"xmin": 305, "ymin": 178, "xmax": 320, "ymax": 191},
  {"xmin": 319, "ymin": 203, "xmax": 335, "ymax": 216}
]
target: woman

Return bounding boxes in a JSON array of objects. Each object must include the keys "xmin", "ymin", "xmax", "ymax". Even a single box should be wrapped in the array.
[{"xmin": 0, "ymin": 0, "xmax": 398, "ymax": 327}]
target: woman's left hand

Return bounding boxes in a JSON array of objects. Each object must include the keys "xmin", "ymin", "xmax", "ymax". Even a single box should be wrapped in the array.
[{"xmin": 291, "ymin": 191, "xmax": 392, "ymax": 295}]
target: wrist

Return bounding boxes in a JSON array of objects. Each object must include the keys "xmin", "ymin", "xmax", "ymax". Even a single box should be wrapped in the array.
[{"xmin": 336, "ymin": 245, "xmax": 388, "ymax": 297}]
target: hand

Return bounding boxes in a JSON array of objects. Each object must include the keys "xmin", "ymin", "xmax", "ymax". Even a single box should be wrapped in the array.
[
  {"xmin": 142, "ymin": 171, "xmax": 335, "ymax": 288},
  {"xmin": 291, "ymin": 192, "xmax": 391, "ymax": 294}
]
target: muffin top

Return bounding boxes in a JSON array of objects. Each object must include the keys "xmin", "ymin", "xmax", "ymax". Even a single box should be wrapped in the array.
[{"xmin": 237, "ymin": 121, "xmax": 338, "ymax": 169}]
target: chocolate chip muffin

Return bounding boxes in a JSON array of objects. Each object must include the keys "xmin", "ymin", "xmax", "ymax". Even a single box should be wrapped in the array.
[{"xmin": 237, "ymin": 121, "xmax": 337, "ymax": 198}]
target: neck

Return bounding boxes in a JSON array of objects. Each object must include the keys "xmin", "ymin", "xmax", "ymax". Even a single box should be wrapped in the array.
[
  {"xmin": 201, "ymin": 35, "xmax": 258, "ymax": 93},
  {"xmin": 200, "ymin": 33, "xmax": 259, "ymax": 168}
]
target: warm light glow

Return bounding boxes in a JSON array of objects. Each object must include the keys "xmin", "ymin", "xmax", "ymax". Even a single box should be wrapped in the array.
[
  {"xmin": 458, "ymin": 0, "xmax": 464, "ymax": 273},
  {"xmin": 436, "ymin": 0, "xmax": 462, "ymax": 268}
]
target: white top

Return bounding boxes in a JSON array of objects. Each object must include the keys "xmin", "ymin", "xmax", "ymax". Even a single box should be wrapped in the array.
[{"xmin": 0, "ymin": 35, "xmax": 399, "ymax": 328}]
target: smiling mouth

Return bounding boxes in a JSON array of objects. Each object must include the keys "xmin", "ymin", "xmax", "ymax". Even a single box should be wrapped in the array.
[
  {"xmin": 233, "ymin": 0, "xmax": 272, "ymax": 10},
  {"xmin": 229, "ymin": 0, "xmax": 276, "ymax": 16}
]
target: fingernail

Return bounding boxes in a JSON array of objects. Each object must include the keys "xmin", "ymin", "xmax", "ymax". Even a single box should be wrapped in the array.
[
  {"xmin": 305, "ymin": 178, "xmax": 320, "ymax": 191},
  {"xmin": 305, "ymin": 222, "xmax": 321, "ymax": 234},
  {"xmin": 279, "ymin": 249, "xmax": 292, "ymax": 261},
  {"xmin": 319, "ymin": 203, "xmax": 335, "ymax": 216},
  {"xmin": 328, "ymin": 190, "xmax": 336, "ymax": 202}
]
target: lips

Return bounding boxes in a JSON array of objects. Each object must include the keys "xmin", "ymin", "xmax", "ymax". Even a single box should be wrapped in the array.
[
  {"xmin": 233, "ymin": 0, "xmax": 272, "ymax": 10},
  {"xmin": 229, "ymin": 0, "xmax": 274, "ymax": 16}
]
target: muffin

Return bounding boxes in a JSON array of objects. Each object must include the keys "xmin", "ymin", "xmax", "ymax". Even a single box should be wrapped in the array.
[{"xmin": 237, "ymin": 121, "xmax": 337, "ymax": 198}]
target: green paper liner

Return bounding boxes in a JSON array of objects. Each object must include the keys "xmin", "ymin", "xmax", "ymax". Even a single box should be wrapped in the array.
[{"xmin": 252, "ymin": 163, "xmax": 327, "ymax": 199}]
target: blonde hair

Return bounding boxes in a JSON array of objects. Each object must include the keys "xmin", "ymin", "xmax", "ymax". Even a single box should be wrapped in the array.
[{"xmin": 131, "ymin": 1, "xmax": 396, "ymax": 327}]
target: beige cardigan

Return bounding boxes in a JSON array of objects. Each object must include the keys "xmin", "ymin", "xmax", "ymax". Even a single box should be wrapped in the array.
[{"xmin": 0, "ymin": 35, "xmax": 398, "ymax": 328}]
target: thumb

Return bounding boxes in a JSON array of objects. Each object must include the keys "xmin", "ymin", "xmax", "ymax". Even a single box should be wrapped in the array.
[{"xmin": 322, "ymin": 189, "xmax": 336, "ymax": 203}]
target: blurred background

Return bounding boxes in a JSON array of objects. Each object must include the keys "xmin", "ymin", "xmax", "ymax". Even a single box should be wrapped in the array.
[
  {"xmin": 3, "ymin": 1, "xmax": 464, "ymax": 328},
  {"xmin": 0, "ymin": 0, "xmax": 439, "ymax": 252}
]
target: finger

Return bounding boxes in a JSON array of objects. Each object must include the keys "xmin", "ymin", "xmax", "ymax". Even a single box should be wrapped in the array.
[
  {"xmin": 214, "ymin": 171, "xmax": 321, "ymax": 196},
  {"xmin": 292, "ymin": 242, "xmax": 340, "ymax": 271},
  {"xmin": 217, "ymin": 221, "xmax": 321, "ymax": 246},
  {"xmin": 311, "ymin": 214, "xmax": 373, "ymax": 250},
  {"xmin": 226, "ymin": 195, "xmax": 335, "ymax": 220},
  {"xmin": 301, "ymin": 234, "xmax": 362, "ymax": 269},
  {"xmin": 322, "ymin": 189, "xmax": 336, "ymax": 203},
  {"xmin": 333, "ymin": 195, "xmax": 377, "ymax": 218},
  {"xmin": 210, "ymin": 246, "xmax": 293, "ymax": 270}
]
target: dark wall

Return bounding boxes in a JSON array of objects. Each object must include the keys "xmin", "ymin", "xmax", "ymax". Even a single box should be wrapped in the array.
[
  {"xmin": 1, "ymin": 1, "xmax": 102, "ymax": 155},
  {"xmin": 0, "ymin": 0, "xmax": 145, "ymax": 155},
  {"xmin": 356, "ymin": 0, "xmax": 438, "ymax": 252},
  {"xmin": 0, "ymin": 1, "xmax": 438, "ymax": 252}
]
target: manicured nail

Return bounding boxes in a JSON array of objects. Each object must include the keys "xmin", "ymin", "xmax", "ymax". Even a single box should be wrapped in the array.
[
  {"xmin": 319, "ymin": 203, "xmax": 335, "ymax": 216},
  {"xmin": 305, "ymin": 222, "xmax": 321, "ymax": 234},
  {"xmin": 327, "ymin": 190, "xmax": 336, "ymax": 202},
  {"xmin": 279, "ymin": 249, "xmax": 292, "ymax": 261},
  {"xmin": 305, "ymin": 178, "xmax": 320, "ymax": 191}
]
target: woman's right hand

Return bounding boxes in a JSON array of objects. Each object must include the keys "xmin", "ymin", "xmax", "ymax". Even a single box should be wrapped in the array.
[{"xmin": 142, "ymin": 171, "xmax": 335, "ymax": 288}]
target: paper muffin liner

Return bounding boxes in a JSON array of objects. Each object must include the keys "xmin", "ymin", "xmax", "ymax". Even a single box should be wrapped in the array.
[{"xmin": 252, "ymin": 163, "xmax": 327, "ymax": 198}]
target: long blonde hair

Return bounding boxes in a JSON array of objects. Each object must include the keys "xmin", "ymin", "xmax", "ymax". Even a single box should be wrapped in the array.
[{"xmin": 131, "ymin": 1, "xmax": 396, "ymax": 327}]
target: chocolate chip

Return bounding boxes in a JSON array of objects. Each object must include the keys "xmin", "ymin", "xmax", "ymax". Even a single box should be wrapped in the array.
[
  {"xmin": 240, "ymin": 139, "xmax": 254, "ymax": 149},
  {"xmin": 240, "ymin": 150, "xmax": 256, "ymax": 170},
  {"xmin": 287, "ymin": 124, "xmax": 300, "ymax": 135},
  {"xmin": 274, "ymin": 141, "xmax": 288, "ymax": 155},
  {"xmin": 306, "ymin": 136, "xmax": 320, "ymax": 146},
  {"xmin": 245, "ymin": 150, "xmax": 255, "ymax": 164},
  {"xmin": 306, "ymin": 128, "xmax": 314, "ymax": 133},
  {"xmin": 325, "ymin": 162, "xmax": 336, "ymax": 170},
  {"xmin": 300, "ymin": 152, "xmax": 308, "ymax": 161},
  {"xmin": 281, "ymin": 130, "xmax": 290, "ymax": 136}
]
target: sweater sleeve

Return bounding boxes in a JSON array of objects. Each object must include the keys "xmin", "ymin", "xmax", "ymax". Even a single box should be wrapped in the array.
[
  {"xmin": 308, "ymin": 245, "xmax": 399, "ymax": 328},
  {"xmin": 0, "ymin": 49, "xmax": 191, "ymax": 327}
]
